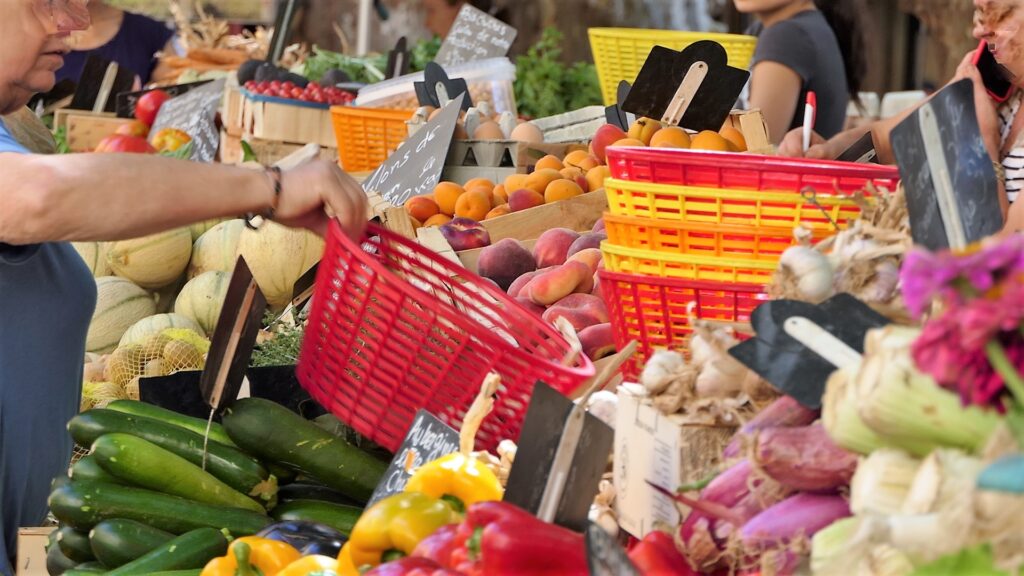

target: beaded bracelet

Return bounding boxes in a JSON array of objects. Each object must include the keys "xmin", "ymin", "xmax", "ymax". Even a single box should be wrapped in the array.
[{"xmin": 245, "ymin": 166, "xmax": 282, "ymax": 230}]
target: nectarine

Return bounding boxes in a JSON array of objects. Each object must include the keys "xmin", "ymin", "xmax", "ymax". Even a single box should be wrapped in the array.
[
  {"xmin": 478, "ymin": 238, "xmax": 537, "ymax": 291},
  {"xmin": 590, "ymin": 124, "xmax": 628, "ymax": 164},
  {"xmin": 508, "ymin": 188, "xmax": 545, "ymax": 212},
  {"xmin": 533, "ymin": 228, "xmax": 581, "ymax": 268}
]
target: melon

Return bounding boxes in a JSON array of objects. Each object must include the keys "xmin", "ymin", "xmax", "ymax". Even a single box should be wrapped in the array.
[
  {"xmin": 86, "ymin": 277, "xmax": 157, "ymax": 353},
  {"xmin": 188, "ymin": 218, "xmax": 227, "ymax": 242},
  {"xmin": 71, "ymin": 242, "xmax": 111, "ymax": 277},
  {"xmin": 238, "ymin": 221, "xmax": 324, "ymax": 309},
  {"xmin": 174, "ymin": 271, "xmax": 230, "ymax": 336},
  {"xmin": 118, "ymin": 313, "xmax": 204, "ymax": 349},
  {"xmin": 151, "ymin": 274, "xmax": 187, "ymax": 314},
  {"xmin": 189, "ymin": 219, "xmax": 245, "ymax": 279},
  {"xmin": 107, "ymin": 228, "xmax": 193, "ymax": 289}
]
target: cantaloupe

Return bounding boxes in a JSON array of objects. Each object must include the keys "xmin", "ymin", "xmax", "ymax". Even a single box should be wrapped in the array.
[
  {"xmin": 107, "ymin": 228, "xmax": 193, "ymax": 289},
  {"xmin": 118, "ymin": 313, "xmax": 204, "ymax": 349},
  {"xmin": 151, "ymin": 274, "xmax": 187, "ymax": 314},
  {"xmin": 87, "ymin": 277, "xmax": 157, "ymax": 353},
  {"xmin": 174, "ymin": 271, "xmax": 230, "ymax": 336},
  {"xmin": 71, "ymin": 242, "xmax": 111, "ymax": 277},
  {"xmin": 188, "ymin": 218, "xmax": 227, "ymax": 242},
  {"xmin": 237, "ymin": 221, "xmax": 324, "ymax": 309},
  {"xmin": 188, "ymin": 219, "xmax": 245, "ymax": 279}
]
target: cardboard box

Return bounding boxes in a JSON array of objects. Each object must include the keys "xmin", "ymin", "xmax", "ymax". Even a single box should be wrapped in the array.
[
  {"xmin": 613, "ymin": 390, "xmax": 735, "ymax": 538},
  {"xmin": 15, "ymin": 527, "xmax": 54, "ymax": 576}
]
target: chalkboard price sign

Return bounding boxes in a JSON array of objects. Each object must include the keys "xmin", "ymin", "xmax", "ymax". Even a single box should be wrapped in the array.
[
  {"xmin": 586, "ymin": 524, "xmax": 640, "ymax": 576},
  {"xmin": 150, "ymin": 78, "xmax": 225, "ymax": 163},
  {"xmin": 434, "ymin": 3, "xmax": 517, "ymax": 68},
  {"xmin": 366, "ymin": 409, "xmax": 460, "ymax": 507},
  {"xmin": 363, "ymin": 93, "xmax": 464, "ymax": 206}
]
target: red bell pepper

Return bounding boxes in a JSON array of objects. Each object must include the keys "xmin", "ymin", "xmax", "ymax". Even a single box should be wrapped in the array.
[
  {"xmin": 628, "ymin": 531, "xmax": 697, "ymax": 576},
  {"xmin": 412, "ymin": 525, "xmax": 461, "ymax": 566},
  {"xmin": 362, "ymin": 556, "xmax": 464, "ymax": 576}
]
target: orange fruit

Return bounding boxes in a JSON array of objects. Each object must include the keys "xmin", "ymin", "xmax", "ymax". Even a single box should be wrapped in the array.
[
  {"xmin": 455, "ymin": 189, "xmax": 492, "ymax": 221},
  {"xmin": 650, "ymin": 126, "xmax": 691, "ymax": 149},
  {"xmin": 690, "ymin": 131, "xmax": 732, "ymax": 152},
  {"xmin": 485, "ymin": 204, "xmax": 511, "ymax": 219},
  {"xmin": 464, "ymin": 177, "xmax": 495, "ymax": 191},
  {"xmin": 433, "ymin": 181, "xmax": 466, "ymax": 216},
  {"xmin": 405, "ymin": 195, "xmax": 440, "ymax": 222},
  {"xmin": 544, "ymin": 179, "xmax": 585, "ymax": 203},
  {"xmin": 720, "ymin": 126, "xmax": 747, "ymax": 152},
  {"xmin": 525, "ymin": 168, "xmax": 565, "ymax": 194},
  {"xmin": 535, "ymin": 154, "xmax": 565, "ymax": 171},
  {"xmin": 586, "ymin": 166, "xmax": 611, "ymax": 192},
  {"xmin": 423, "ymin": 213, "xmax": 452, "ymax": 227}
]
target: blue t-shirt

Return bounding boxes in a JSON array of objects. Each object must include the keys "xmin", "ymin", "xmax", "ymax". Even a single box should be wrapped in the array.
[
  {"xmin": 0, "ymin": 119, "xmax": 97, "ymax": 575},
  {"xmin": 57, "ymin": 12, "xmax": 174, "ymax": 86}
]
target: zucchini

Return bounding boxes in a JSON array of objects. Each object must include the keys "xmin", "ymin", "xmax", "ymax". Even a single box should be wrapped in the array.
[
  {"xmin": 48, "ymin": 480, "xmax": 271, "ymax": 536},
  {"xmin": 277, "ymin": 482, "xmax": 361, "ymax": 507},
  {"xmin": 92, "ymin": 433, "xmax": 265, "ymax": 513},
  {"xmin": 266, "ymin": 461, "xmax": 297, "ymax": 485},
  {"xmin": 89, "ymin": 519, "xmax": 174, "ymax": 568},
  {"xmin": 68, "ymin": 409, "xmax": 276, "ymax": 502},
  {"xmin": 223, "ymin": 399, "xmax": 386, "ymax": 503},
  {"xmin": 105, "ymin": 528, "xmax": 228, "ymax": 576},
  {"xmin": 70, "ymin": 455, "xmax": 126, "ymax": 485},
  {"xmin": 46, "ymin": 538, "xmax": 78, "ymax": 575},
  {"xmin": 145, "ymin": 572, "xmax": 204, "ymax": 576},
  {"xmin": 55, "ymin": 526, "xmax": 94, "ymax": 563},
  {"xmin": 270, "ymin": 500, "xmax": 362, "ymax": 535},
  {"xmin": 63, "ymin": 561, "xmax": 105, "ymax": 575},
  {"xmin": 51, "ymin": 474, "xmax": 72, "ymax": 492},
  {"xmin": 106, "ymin": 400, "xmax": 237, "ymax": 448}
]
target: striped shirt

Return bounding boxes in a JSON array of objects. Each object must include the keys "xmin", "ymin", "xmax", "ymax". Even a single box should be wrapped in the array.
[{"xmin": 998, "ymin": 89, "xmax": 1023, "ymax": 203}]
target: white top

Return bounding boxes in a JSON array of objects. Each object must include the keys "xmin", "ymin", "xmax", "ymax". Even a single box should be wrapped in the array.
[{"xmin": 998, "ymin": 89, "xmax": 1024, "ymax": 203}]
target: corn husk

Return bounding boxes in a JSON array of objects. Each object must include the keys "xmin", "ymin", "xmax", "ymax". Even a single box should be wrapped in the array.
[
  {"xmin": 823, "ymin": 365, "xmax": 892, "ymax": 454},
  {"xmin": 902, "ymin": 449, "xmax": 984, "ymax": 516},
  {"xmin": 850, "ymin": 449, "xmax": 921, "ymax": 516}
]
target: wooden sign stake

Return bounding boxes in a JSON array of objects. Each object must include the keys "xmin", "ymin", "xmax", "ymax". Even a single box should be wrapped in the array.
[{"xmin": 661, "ymin": 61, "xmax": 708, "ymax": 126}]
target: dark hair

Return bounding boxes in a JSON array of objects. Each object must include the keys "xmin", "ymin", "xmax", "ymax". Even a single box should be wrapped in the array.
[{"xmin": 815, "ymin": 0, "xmax": 868, "ymax": 103}]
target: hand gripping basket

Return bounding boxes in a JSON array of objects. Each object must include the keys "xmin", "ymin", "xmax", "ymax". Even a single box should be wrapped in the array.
[{"xmin": 296, "ymin": 222, "xmax": 595, "ymax": 453}]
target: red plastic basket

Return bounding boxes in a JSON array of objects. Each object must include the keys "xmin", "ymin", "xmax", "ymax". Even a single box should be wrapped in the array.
[
  {"xmin": 606, "ymin": 147, "xmax": 900, "ymax": 192},
  {"xmin": 297, "ymin": 222, "xmax": 594, "ymax": 453},
  {"xmin": 599, "ymin": 269, "xmax": 765, "ymax": 379}
]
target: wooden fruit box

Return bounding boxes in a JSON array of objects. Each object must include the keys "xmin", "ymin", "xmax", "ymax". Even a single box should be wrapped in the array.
[
  {"xmin": 724, "ymin": 108, "xmax": 772, "ymax": 155},
  {"xmin": 54, "ymin": 110, "xmax": 135, "ymax": 152},
  {"xmin": 220, "ymin": 130, "xmax": 338, "ymax": 165},
  {"xmin": 222, "ymin": 83, "xmax": 245, "ymax": 137},
  {"xmin": 240, "ymin": 91, "xmax": 335, "ymax": 147}
]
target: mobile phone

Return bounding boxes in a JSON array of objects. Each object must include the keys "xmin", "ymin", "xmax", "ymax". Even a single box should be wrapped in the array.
[{"xmin": 973, "ymin": 40, "xmax": 1014, "ymax": 103}]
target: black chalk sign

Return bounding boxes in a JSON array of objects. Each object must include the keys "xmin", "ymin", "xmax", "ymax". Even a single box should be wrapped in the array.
[
  {"xmin": 363, "ymin": 92, "xmax": 464, "ymax": 206},
  {"xmin": 434, "ymin": 3, "xmax": 517, "ymax": 68},
  {"xmin": 366, "ymin": 409, "xmax": 460, "ymax": 507},
  {"xmin": 150, "ymin": 78, "xmax": 226, "ymax": 163},
  {"xmin": 586, "ymin": 524, "xmax": 640, "ymax": 576}
]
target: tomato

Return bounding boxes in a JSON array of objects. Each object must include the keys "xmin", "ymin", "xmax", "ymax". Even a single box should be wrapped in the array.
[
  {"xmin": 114, "ymin": 120, "xmax": 150, "ymax": 138},
  {"xmin": 94, "ymin": 134, "xmax": 156, "ymax": 154},
  {"xmin": 290, "ymin": 87, "xmax": 303, "ymax": 99},
  {"xmin": 134, "ymin": 90, "xmax": 171, "ymax": 126},
  {"xmin": 150, "ymin": 128, "xmax": 191, "ymax": 152}
]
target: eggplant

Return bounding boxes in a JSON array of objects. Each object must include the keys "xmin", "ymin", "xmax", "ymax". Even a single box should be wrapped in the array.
[
  {"xmin": 257, "ymin": 521, "xmax": 347, "ymax": 558},
  {"xmin": 237, "ymin": 59, "xmax": 262, "ymax": 84}
]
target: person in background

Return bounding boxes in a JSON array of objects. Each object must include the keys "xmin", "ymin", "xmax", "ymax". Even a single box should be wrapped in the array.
[
  {"xmin": 736, "ymin": 0, "xmax": 867, "ymax": 143},
  {"xmin": 57, "ymin": 0, "xmax": 175, "ymax": 86},
  {"xmin": 423, "ymin": 0, "xmax": 509, "ymax": 39},
  {"xmin": 777, "ymin": 0, "xmax": 1024, "ymax": 235}
]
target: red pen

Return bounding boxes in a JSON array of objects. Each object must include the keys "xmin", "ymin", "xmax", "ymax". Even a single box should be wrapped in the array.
[{"xmin": 802, "ymin": 91, "xmax": 817, "ymax": 152}]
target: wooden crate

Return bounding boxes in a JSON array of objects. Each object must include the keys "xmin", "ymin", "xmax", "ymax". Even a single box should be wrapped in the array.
[
  {"xmin": 241, "ymin": 93, "xmax": 335, "ymax": 147},
  {"xmin": 723, "ymin": 108, "xmax": 773, "ymax": 155},
  {"xmin": 222, "ymin": 84, "xmax": 245, "ymax": 137},
  {"xmin": 54, "ymin": 110, "xmax": 135, "ymax": 153},
  {"xmin": 16, "ymin": 527, "xmax": 55, "ymax": 576},
  {"xmin": 220, "ymin": 130, "xmax": 337, "ymax": 165}
]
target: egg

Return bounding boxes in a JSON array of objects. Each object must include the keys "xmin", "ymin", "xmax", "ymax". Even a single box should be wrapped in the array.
[
  {"xmin": 510, "ymin": 122, "xmax": 545, "ymax": 144},
  {"xmin": 453, "ymin": 121, "xmax": 469, "ymax": 140},
  {"xmin": 473, "ymin": 121, "xmax": 505, "ymax": 141}
]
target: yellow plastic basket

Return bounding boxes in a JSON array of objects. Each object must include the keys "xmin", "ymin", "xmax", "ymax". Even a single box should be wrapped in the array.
[
  {"xmin": 331, "ymin": 106, "xmax": 412, "ymax": 172},
  {"xmin": 588, "ymin": 28, "xmax": 758, "ymax": 105},
  {"xmin": 604, "ymin": 178, "xmax": 862, "ymax": 231},
  {"xmin": 601, "ymin": 240, "xmax": 776, "ymax": 284}
]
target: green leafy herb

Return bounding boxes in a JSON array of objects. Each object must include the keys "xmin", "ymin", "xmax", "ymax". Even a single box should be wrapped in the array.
[
  {"xmin": 910, "ymin": 546, "xmax": 1008, "ymax": 576},
  {"xmin": 410, "ymin": 37, "xmax": 442, "ymax": 72},
  {"xmin": 240, "ymin": 140, "xmax": 258, "ymax": 163},
  {"xmin": 53, "ymin": 126, "xmax": 71, "ymax": 154},
  {"xmin": 251, "ymin": 311, "xmax": 306, "ymax": 367},
  {"xmin": 513, "ymin": 28, "xmax": 603, "ymax": 119},
  {"xmin": 158, "ymin": 140, "xmax": 194, "ymax": 160},
  {"xmin": 303, "ymin": 37, "xmax": 441, "ymax": 86}
]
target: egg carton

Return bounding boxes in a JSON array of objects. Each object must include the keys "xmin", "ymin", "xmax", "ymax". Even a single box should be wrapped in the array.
[
  {"xmin": 446, "ymin": 140, "xmax": 583, "ymax": 170},
  {"xmin": 530, "ymin": 106, "xmax": 606, "ymax": 143}
]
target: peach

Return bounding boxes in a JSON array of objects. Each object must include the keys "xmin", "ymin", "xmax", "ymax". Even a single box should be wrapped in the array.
[
  {"xmin": 508, "ymin": 188, "xmax": 545, "ymax": 212},
  {"xmin": 491, "ymin": 184, "xmax": 509, "ymax": 205},
  {"xmin": 485, "ymin": 204, "xmax": 510, "ymax": 219},
  {"xmin": 507, "ymin": 267, "xmax": 549, "ymax": 298},
  {"xmin": 433, "ymin": 181, "xmax": 466, "ymax": 216},
  {"xmin": 586, "ymin": 166, "xmax": 611, "ymax": 193},
  {"xmin": 580, "ymin": 322, "xmax": 616, "ymax": 361},
  {"xmin": 515, "ymin": 297, "xmax": 547, "ymax": 318},
  {"xmin": 526, "ymin": 260, "xmax": 592, "ymax": 306},
  {"xmin": 405, "ymin": 195, "xmax": 440, "ymax": 222},
  {"xmin": 503, "ymin": 174, "xmax": 530, "ymax": 193},
  {"xmin": 567, "ymin": 248, "xmax": 602, "ymax": 274},
  {"xmin": 628, "ymin": 117, "xmax": 662, "ymax": 145},
  {"xmin": 544, "ymin": 179, "xmax": 584, "ymax": 204},
  {"xmin": 524, "ymin": 168, "xmax": 564, "ymax": 194},
  {"xmin": 477, "ymin": 238, "xmax": 537, "ymax": 291},
  {"xmin": 574, "ymin": 271, "xmax": 595, "ymax": 294},
  {"xmin": 454, "ymin": 189, "xmax": 492, "ymax": 221},
  {"xmin": 592, "ymin": 217, "xmax": 607, "ymax": 233},
  {"xmin": 464, "ymin": 177, "xmax": 495, "ymax": 191},
  {"xmin": 542, "ymin": 293, "xmax": 610, "ymax": 332},
  {"xmin": 535, "ymin": 154, "xmax": 564, "ymax": 171},
  {"xmin": 567, "ymin": 231, "xmax": 607, "ymax": 258},
  {"xmin": 590, "ymin": 124, "xmax": 628, "ymax": 164},
  {"xmin": 591, "ymin": 272, "xmax": 602, "ymax": 299},
  {"xmin": 423, "ymin": 213, "xmax": 452, "ymax": 227},
  {"xmin": 439, "ymin": 217, "xmax": 490, "ymax": 251},
  {"xmin": 533, "ymin": 228, "xmax": 581, "ymax": 268}
]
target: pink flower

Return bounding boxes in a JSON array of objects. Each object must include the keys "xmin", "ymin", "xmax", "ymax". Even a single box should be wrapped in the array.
[{"xmin": 901, "ymin": 249, "xmax": 960, "ymax": 317}]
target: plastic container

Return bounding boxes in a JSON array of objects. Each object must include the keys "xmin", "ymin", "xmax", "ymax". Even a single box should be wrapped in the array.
[
  {"xmin": 601, "ymin": 240, "xmax": 777, "ymax": 284},
  {"xmin": 354, "ymin": 57, "xmax": 518, "ymax": 114},
  {"xmin": 599, "ymin": 269, "xmax": 765, "ymax": 379},
  {"xmin": 296, "ymin": 222, "xmax": 594, "ymax": 453},
  {"xmin": 330, "ymin": 106, "xmax": 412, "ymax": 172},
  {"xmin": 588, "ymin": 28, "xmax": 758, "ymax": 105}
]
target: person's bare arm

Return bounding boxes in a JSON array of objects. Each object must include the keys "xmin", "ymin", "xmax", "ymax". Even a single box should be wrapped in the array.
[
  {"xmin": 0, "ymin": 154, "xmax": 367, "ymax": 244},
  {"xmin": 748, "ymin": 61, "xmax": 803, "ymax": 145}
]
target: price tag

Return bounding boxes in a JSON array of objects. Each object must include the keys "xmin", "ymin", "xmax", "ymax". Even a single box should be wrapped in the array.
[
  {"xmin": 434, "ymin": 3, "xmax": 517, "ymax": 68},
  {"xmin": 366, "ymin": 409, "xmax": 460, "ymax": 507}
]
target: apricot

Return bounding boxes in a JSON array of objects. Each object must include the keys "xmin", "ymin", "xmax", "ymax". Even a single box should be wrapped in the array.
[
  {"xmin": 560, "ymin": 166, "xmax": 584, "ymax": 180},
  {"xmin": 524, "ymin": 168, "xmax": 564, "ymax": 194},
  {"xmin": 433, "ymin": 181, "xmax": 466, "ymax": 216},
  {"xmin": 423, "ymin": 213, "xmax": 452, "ymax": 227},
  {"xmin": 690, "ymin": 130, "xmax": 732, "ymax": 152},
  {"xmin": 508, "ymin": 188, "xmax": 545, "ymax": 212},
  {"xmin": 585, "ymin": 166, "xmax": 611, "ymax": 192},
  {"xmin": 541, "ymin": 292, "xmax": 609, "ymax": 331},
  {"xmin": 544, "ymin": 179, "xmax": 585, "ymax": 203},
  {"xmin": 720, "ymin": 126, "xmax": 747, "ymax": 152},
  {"xmin": 464, "ymin": 177, "xmax": 495, "ymax": 191},
  {"xmin": 579, "ymin": 322, "xmax": 616, "ymax": 361},
  {"xmin": 526, "ymin": 261, "xmax": 592, "ymax": 306},
  {"xmin": 477, "ymin": 238, "xmax": 537, "ymax": 291},
  {"xmin": 503, "ymin": 173, "xmax": 530, "ymax": 193},
  {"xmin": 485, "ymin": 204, "xmax": 511, "ymax": 219},
  {"xmin": 610, "ymin": 138, "xmax": 645, "ymax": 148},
  {"xmin": 563, "ymin": 150, "xmax": 591, "ymax": 167},
  {"xmin": 455, "ymin": 189, "xmax": 492, "ymax": 221},
  {"xmin": 535, "ymin": 154, "xmax": 564, "ymax": 172},
  {"xmin": 650, "ymin": 126, "xmax": 691, "ymax": 149},
  {"xmin": 628, "ymin": 117, "xmax": 663, "ymax": 146},
  {"xmin": 491, "ymin": 184, "xmax": 509, "ymax": 205},
  {"xmin": 533, "ymin": 228, "xmax": 581, "ymax": 268},
  {"xmin": 405, "ymin": 195, "xmax": 440, "ymax": 222}
]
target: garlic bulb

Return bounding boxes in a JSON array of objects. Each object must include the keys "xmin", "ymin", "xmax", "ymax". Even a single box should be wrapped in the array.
[
  {"xmin": 640, "ymin": 350, "xmax": 688, "ymax": 394},
  {"xmin": 774, "ymin": 245, "xmax": 834, "ymax": 303},
  {"xmin": 585, "ymin": 390, "xmax": 618, "ymax": 428}
]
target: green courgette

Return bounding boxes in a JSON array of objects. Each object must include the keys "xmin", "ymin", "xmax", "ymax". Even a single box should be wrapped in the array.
[
  {"xmin": 106, "ymin": 400, "xmax": 237, "ymax": 447},
  {"xmin": 55, "ymin": 526, "xmax": 94, "ymax": 564},
  {"xmin": 70, "ymin": 455, "xmax": 126, "ymax": 485},
  {"xmin": 269, "ymin": 500, "xmax": 362, "ymax": 535},
  {"xmin": 88, "ymin": 519, "xmax": 174, "ymax": 568},
  {"xmin": 63, "ymin": 561, "xmax": 105, "ymax": 575},
  {"xmin": 144, "ymin": 571, "xmax": 204, "ymax": 576},
  {"xmin": 223, "ymin": 398, "xmax": 386, "ymax": 503},
  {"xmin": 51, "ymin": 474, "xmax": 72, "ymax": 492},
  {"xmin": 48, "ymin": 480, "xmax": 270, "ymax": 535},
  {"xmin": 104, "ymin": 527, "xmax": 228, "ymax": 576},
  {"xmin": 46, "ymin": 537, "xmax": 78, "ymax": 575},
  {"xmin": 277, "ymin": 482, "xmax": 361, "ymax": 506},
  {"xmin": 68, "ymin": 409, "xmax": 276, "ymax": 502},
  {"xmin": 92, "ymin": 433, "xmax": 265, "ymax": 513}
]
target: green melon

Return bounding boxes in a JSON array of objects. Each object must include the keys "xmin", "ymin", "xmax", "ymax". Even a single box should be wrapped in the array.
[
  {"xmin": 188, "ymin": 219, "xmax": 245, "ymax": 279},
  {"xmin": 174, "ymin": 271, "xmax": 230, "ymax": 336},
  {"xmin": 107, "ymin": 228, "xmax": 193, "ymax": 289},
  {"xmin": 87, "ymin": 277, "xmax": 156, "ymax": 353}
]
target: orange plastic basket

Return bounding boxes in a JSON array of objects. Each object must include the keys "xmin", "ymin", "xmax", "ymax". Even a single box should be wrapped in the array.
[
  {"xmin": 601, "ymin": 240, "xmax": 777, "ymax": 284},
  {"xmin": 330, "ymin": 106, "xmax": 412, "ymax": 172},
  {"xmin": 602, "ymin": 212, "xmax": 830, "ymax": 261},
  {"xmin": 605, "ymin": 178, "xmax": 863, "ymax": 231}
]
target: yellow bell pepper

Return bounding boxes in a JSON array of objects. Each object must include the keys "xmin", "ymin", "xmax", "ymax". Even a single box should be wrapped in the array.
[
  {"xmin": 150, "ymin": 127, "xmax": 191, "ymax": 152},
  {"xmin": 276, "ymin": 555, "xmax": 339, "ymax": 576},
  {"xmin": 201, "ymin": 537, "xmax": 302, "ymax": 576},
  {"xmin": 336, "ymin": 543, "xmax": 359, "ymax": 576},
  {"xmin": 345, "ymin": 492, "xmax": 461, "ymax": 570},
  {"xmin": 404, "ymin": 453, "xmax": 503, "ymax": 511}
]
